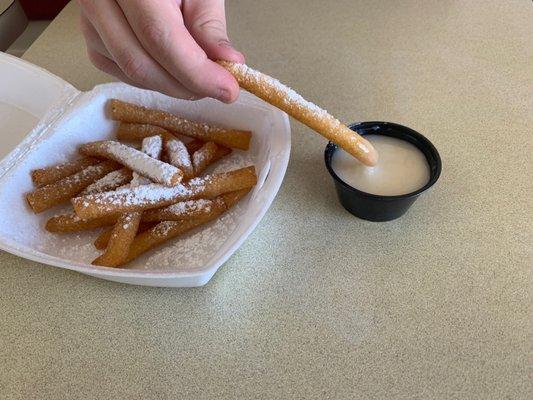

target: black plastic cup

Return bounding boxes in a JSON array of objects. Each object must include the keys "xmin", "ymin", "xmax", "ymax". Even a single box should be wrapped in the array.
[{"xmin": 325, "ymin": 121, "xmax": 442, "ymax": 222}]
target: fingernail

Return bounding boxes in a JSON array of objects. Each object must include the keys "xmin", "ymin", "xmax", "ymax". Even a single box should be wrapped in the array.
[
  {"xmin": 217, "ymin": 88, "xmax": 232, "ymax": 103},
  {"xmin": 218, "ymin": 39, "xmax": 232, "ymax": 48},
  {"xmin": 218, "ymin": 40, "xmax": 245, "ymax": 63}
]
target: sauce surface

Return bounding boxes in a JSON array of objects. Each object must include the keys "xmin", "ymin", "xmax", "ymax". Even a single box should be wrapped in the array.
[{"xmin": 331, "ymin": 135, "xmax": 430, "ymax": 196}]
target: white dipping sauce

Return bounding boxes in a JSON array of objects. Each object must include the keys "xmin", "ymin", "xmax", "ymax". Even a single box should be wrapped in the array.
[{"xmin": 331, "ymin": 135, "xmax": 430, "ymax": 196}]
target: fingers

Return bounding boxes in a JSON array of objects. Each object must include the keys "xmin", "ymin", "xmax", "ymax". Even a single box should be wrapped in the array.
[
  {"xmin": 78, "ymin": 0, "xmax": 198, "ymax": 100},
  {"xmin": 183, "ymin": 0, "xmax": 245, "ymax": 64},
  {"xmin": 81, "ymin": 12, "xmax": 144, "ymax": 88},
  {"xmin": 116, "ymin": 0, "xmax": 240, "ymax": 103},
  {"xmin": 81, "ymin": 12, "xmax": 136, "ymax": 86},
  {"xmin": 80, "ymin": 12, "xmax": 111, "ymax": 59},
  {"xmin": 86, "ymin": 48, "xmax": 140, "ymax": 88}
]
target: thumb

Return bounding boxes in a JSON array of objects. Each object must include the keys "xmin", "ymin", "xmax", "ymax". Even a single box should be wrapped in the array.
[{"xmin": 183, "ymin": 0, "xmax": 245, "ymax": 64}]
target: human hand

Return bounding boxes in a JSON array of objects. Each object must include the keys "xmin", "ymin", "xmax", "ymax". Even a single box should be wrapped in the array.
[{"xmin": 78, "ymin": 0, "xmax": 244, "ymax": 103}]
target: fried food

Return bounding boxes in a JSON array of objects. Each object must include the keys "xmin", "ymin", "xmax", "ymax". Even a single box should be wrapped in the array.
[
  {"xmin": 31, "ymin": 157, "xmax": 100, "ymax": 187},
  {"xmin": 26, "ymin": 160, "xmax": 120, "ymax": 213},
  {"xmin": 79, "ymin": 140, "xmax": 182, "ymax": 186},
  {"xmin": 109, "ymin": 99, "xmax": 251, "ymax": 150},
  {"xmin": 218, "ymin": 61, "xmax": 377, "ymax": 166},
  {"xmin": 72, "ymin": 166, "xmax": 257, "ymax": 219}
]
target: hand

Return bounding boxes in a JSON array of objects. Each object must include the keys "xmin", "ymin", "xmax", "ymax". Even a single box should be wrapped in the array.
[{"xmin": 78, "ymin": 0, "xmax": 244, "ymax": 103}]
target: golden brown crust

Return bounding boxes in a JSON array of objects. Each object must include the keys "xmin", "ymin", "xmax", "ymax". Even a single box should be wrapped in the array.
[
  {"xmin": 218, "ymin": 61, "xmax": 378, "ymax": 166},
  {"xmin": 92, "ymin": 212, "xmax": 142, "ymax": 267},
  {"xmin": 141, "ymin": 198, "xmax": 216, "ymax": 222},
  {"xmin": 94, "ymin": 221, "xmax": 157, "ymax": 250},
  {"xmin": 26, "ymin": 160, "xmax": 120, "ymax": 213},
  {"xmin": 165, "ymin": 139, "xmax": 194, "ymax": 179},
  {"xmin": 71, "ymin": 166, "xmax": 257, "ymax": 220},
  {"xmin": 108, "ymin": 99, "xmax": 252, "ymax": 150},
  {"xmin": 31, "ymin": 157, "xmax": 100, "ymax": 187},
  {"xmin": 116, "ymin": 122, "xmax": 177, "ymax": 142},
  {"xmin": 79, "ymin": 140, "xmax": 183, "ymax": 186},
  {"xmin": 45, "ymin": 213, "xmax": 117, "ymax": 233},
  {"xmin": 120, "ymin": 189, "xmax": 250, "ymax": 266},
  {"xmin": 192, "ymin": 142, "xmax": 218, "ymax": 176},
  {"xmin": 185, "ymin": 139, "xmax": 205, "ymax": 155},
  {"xmin": 186, "ymin": 140, "xmax": 231, "ymax": 167}
]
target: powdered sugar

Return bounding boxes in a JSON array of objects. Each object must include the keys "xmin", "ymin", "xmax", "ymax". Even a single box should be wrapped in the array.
[
  {"xmin": 121, "ymin": 213, "xmax": 135, "ymax": 230},
  {"xmin": 65, "ymin": 163, "xmax": 108, "ymax": 185},
  {"xmin": 191, "ymin": 142, "xmax": 217, "ymax": 171},
  {"xmin": 130, "ymin": 135, "xmax": 163, "ymax": 186},
  {"xmin": 164, "ymin": 199, "xmax": 212, "ymax": 215},
  {"xmin": 89, "ymin": 141, "xmax": 181, "ymax": 186},
  {"xmin": 82, "ymin": 168, "xmax": 131, "ymax": 195},
  {"xmin": 130, "ymin": 174, "xmax": 151, "ymax": 187},
  {"xmin": 85, "ymin": 182, "xmax": 199, "ymax": 208},
  {"xmin": 209, "ymin": 151, "xmax": 254, "ymax": 174},
  {"xmin": 31, "ymin": 162, "xmax": 115, "ymax": 208},
  {"xmin": 227, "ymin": 63, "xmax": 338, "ymax": 124},
  {"xmin": 37, "ymin": 235, "xmax": 101, "ymax": 262},
  {"xmin": 166, "ymin": 139, "xmax": 192, "ymax": 172},
  {"xmin": 153, "ymin": 221, "xmax": 175, "ymax": 236},
  {"xmin": 67, "ymin": 213, "xmax": 82, "ymax": 223},
  {"xmin": 131, "ymin": 207, "xmax": 241, "ymax": 271},
  {"xmin": 192, "ymin": 150, "xmax": 207, "ymax": 166},
  {"xmin": 141, "ymin": 135, "xmax": 162, "ymax": 160}
]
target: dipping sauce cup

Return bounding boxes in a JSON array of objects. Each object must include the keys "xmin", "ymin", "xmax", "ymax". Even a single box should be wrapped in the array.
[{"xmin": 324, "ymin": 122, "xmax": 442, "ymax": 222}]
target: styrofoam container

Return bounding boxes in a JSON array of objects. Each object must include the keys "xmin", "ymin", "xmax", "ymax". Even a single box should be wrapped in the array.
[{"xmin": 0, "ymin": 53, "xmax": 290, "ymax": 287}]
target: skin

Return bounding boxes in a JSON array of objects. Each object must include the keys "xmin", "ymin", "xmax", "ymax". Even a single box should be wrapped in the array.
[{"xmin": 78, "ymin": 0, "xmax": 245, "ymax": 103}]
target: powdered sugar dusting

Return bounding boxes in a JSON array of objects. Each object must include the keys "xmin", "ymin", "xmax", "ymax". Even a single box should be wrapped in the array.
[
  {"xmin": 82, "ymin": 169, "xmax": 131, "ymax": 195},
  {"xmin": 192, "ymin": 142, "xmax": 217, "ymax": 171},
  {"xmin": 132, "ymin": 206, "xmax": 241, "ymax": 271},
  {"xmin": 166, "ymin": 139, "xmax": 192, "ymax": 171},
  {"xmin": 121, "ymin": 213, "xmax": 135, "ymax": 230},
  {"xmin": 208, "ymin": 151, "xmax": 254, "ymax": 175},
  {"xmin": 130, "ymin": 135, "xmax": 163, "ymax": 186},
  {"xmin": 66, "ymin": 163, "xmax": 108, "ymax": 185},
  {"xmin": 67, "ymin": 213, "xmax": 82, "ymax": 223},
  {"xmin": 97, "ymin": 141, "xmax": 180, "ymax": 186},
  {"xmin": 36, "ymin": 226, "xmax": 101, "ymax": 262},
  {"xmin": 141, "ymin": 135, "xmax": 162, "ymax": 160},
  {"xmin": 192, "ymin": 150, "xmax": 207, "ymax": 167},
  {"xmin": 34, "ymin": 198, "xmax": 245, "ymax": 271},
  {"xmin": 164, "ymin": 199, "xmax": 212, "ymax": 215},
  {"xmin": 83, "ymin": 182, "xmax": 199, "ymax": 208},
  {"xmin": 68, "ymin": 153, "xmax": 252, "ymax": 267},
  {"xmin": 130, "ymin": 174, "xmax": 151, "ymax": 187},
  {"xmin": 32, "ymin": 163, "xmax": 114, "ymax": 206},
  {"xmin": 229, "ymin": 63, "xmax": 340, "ymax": 125},
  {"xmin": 154, "ymin": 221, "xmax": 175, "ymax": 236}
]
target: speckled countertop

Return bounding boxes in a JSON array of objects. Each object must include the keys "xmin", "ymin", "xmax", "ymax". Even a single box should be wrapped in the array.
[{"xmin": 1, "ymin": 1, "xmax": 531, "ymax": 398}]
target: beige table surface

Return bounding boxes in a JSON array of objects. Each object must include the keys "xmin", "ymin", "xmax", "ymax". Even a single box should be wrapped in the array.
[{"xmin": 1, "ymin": 1, "xmax": 531, "ymax": 399}]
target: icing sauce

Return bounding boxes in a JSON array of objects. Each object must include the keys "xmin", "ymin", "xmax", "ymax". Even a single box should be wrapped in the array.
[{"xmin": 331, "ymin": 135, "xmax": 430, "ymax": 196}]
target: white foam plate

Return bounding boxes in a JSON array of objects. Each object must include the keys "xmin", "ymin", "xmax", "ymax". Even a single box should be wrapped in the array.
[{"xmin": 0, "ymin": 53, "xmax": 290, "ymax": 287}]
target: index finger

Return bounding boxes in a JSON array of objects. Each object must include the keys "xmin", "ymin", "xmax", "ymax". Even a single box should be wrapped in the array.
[{"xmin": 116, "ymin": 0, "xmax": 240, "ymax": 103}]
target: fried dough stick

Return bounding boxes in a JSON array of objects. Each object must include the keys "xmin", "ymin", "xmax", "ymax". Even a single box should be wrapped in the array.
[
  {"xmin": 27, "ymin": 160, "xmax": 120, "ymax": 213},
  {"xmin": 108, "ymin": 99, "xmax": 251, "ymax": 150},
  {"xmin": 218, "ymin": 61, "xmax": 377, "ymax": 166},
  {"xmin": 72, "ymin": 166, "xmax": 257, "ymax": 219},
  {"xmin": 93, "ymin": 136, "xmax": 163, "ymax": 267},
  {"xmin": 31, "ymin": 157, "xmax": 100, "ymax": 187},
  {"xmin": 121, "ymin": 189, "xmax": 249, "ymax": 267}
]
